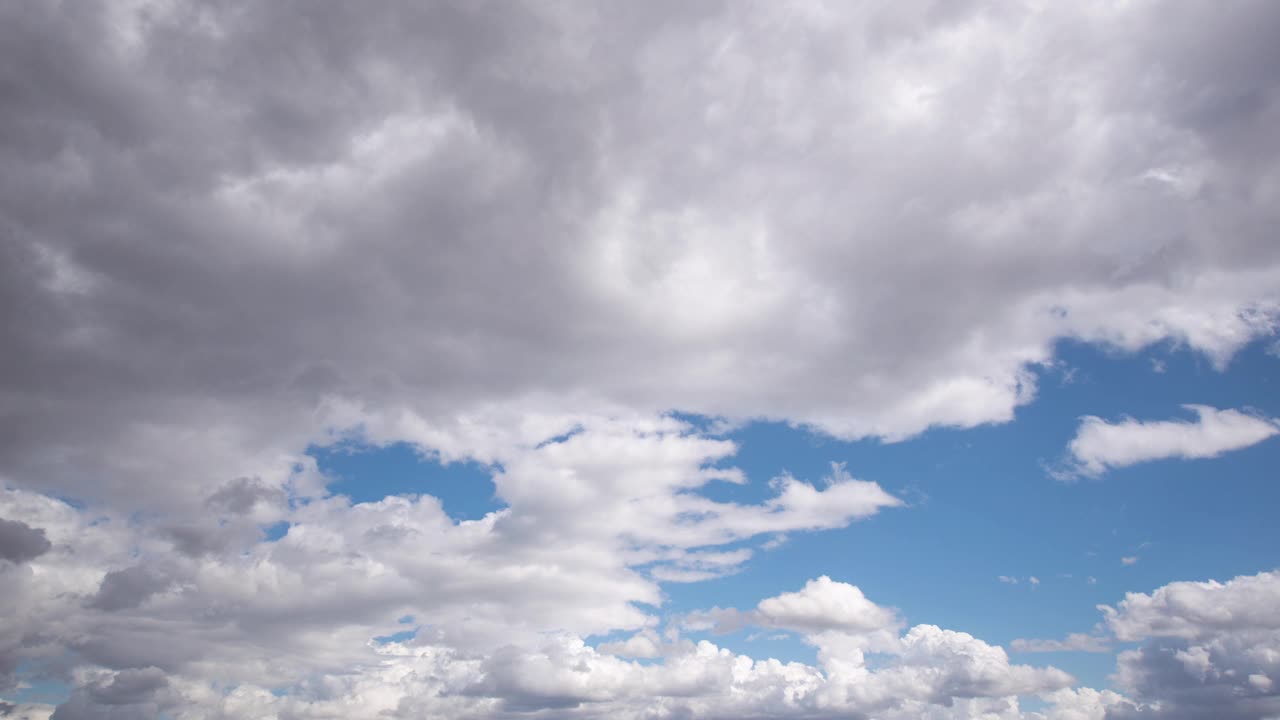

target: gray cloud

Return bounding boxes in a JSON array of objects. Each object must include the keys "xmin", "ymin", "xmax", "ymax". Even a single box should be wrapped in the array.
[
  {"xmin": 204, "ymin": 477, "xmax": 286, "ymax": 516},
  {"xmin": 0, "ymin": 518, "xmax": 51, "ymax": 564},
  {"xmin": 1097, "ymin": 571, "xmax": 1280, "ymax": 719},
  {"xmin": 1, "ymin": 0, "xmax": 1278, "ymax": 515},
  {"xmin": 87, "ymin": 566, "xmax": 171, "ymax": 612},
  {"xmin": 49, "ymin": 668, "xmax": 168, "ymax": 720}
]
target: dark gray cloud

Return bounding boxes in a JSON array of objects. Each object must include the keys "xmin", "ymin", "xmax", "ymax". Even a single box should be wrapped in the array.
[
  {"xmin": 87, "ymin": 566, "xmax": 171, "ymax": 612},
  {"xmin": 0, "ymin": 518, "xmax": 51, "ymax": 564}
]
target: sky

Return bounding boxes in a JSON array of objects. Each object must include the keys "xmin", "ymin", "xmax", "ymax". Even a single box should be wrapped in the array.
[{"xmin": 1, "ymin": 1, "xmax": 1279, "ymax": 719}]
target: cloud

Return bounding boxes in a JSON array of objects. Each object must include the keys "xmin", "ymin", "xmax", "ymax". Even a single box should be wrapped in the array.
[
  {"xmin": 2, "ymin": 0, "xmax": 1279, "ymax": 516},
  {"xmin": 1096, "ymin": 570, "xmax": 1280, "ymax": 719},
  {"xmin": 86, "ymin": 565, "xmax": 172, "ymax": 612},
  {"xmin": 0, "ymin": 519, "xmax": 51, "ymax": 564},
  {"xmin": 1011, "ymin": 633, "xmax": 1111, "ymax": 654},
  {"xmin": 3, "ymin": 490, "xmax": 1076, "ymax": 719},
  {"xmin": 669, "ymin": 578, "xmax": 1074, "ymax": 717},
  {"xmin": 1063, "ymin": 406, "xmax": 1279, "ymax": 478},
  {"xmin": 1100, "ymin": 570, "xmax": 1280, "ymax": 642},
  {"xmin": 0, "ymin": 701, "xmax": 54, "ymax": 720},
  {"xmin": 755, "ymin": 576, "xmax": 902, "ymax": 635}
]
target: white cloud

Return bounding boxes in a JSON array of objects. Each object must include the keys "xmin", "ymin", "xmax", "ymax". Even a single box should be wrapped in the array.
[
  {"xmin": 597, "ymin": 631, "xmax": 661, "ymax": 659},
  {"xmin": 1100, "ymin": 570, "xmax": 1280, "ymax": 642},
  {"xmin": 755, "ymin": 576, "xmax": 902, "ymax": 635},
  {"xmin": 1063, "ymin": 405, "xmax": 1279, "ymax": 478},
  {"xmin": 1011, "ymin": 633, "xmax": 1111, "ymax": 654}
]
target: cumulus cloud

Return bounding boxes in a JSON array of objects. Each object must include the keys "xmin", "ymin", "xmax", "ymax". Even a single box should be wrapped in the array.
[
  {"xmin": 755, "ymin": 576, "xmax": 902, "ymax": 635},
  {"xmin": 0, "ymin": 519, "xmax": 51, "ymax": 565},
  {"xmin": 1100, "ymin": 570, "xmax": 1280, "ymax": 642},
  {"xmin": 2, "ymin": 0, "xmax": 1280, "ymax": 514},
  {"xmin": 1062, "ymin": 406, "xmax": 1279, "ymax": 478},
  {"xmin": 1093, "ymin": 571, "xmax": 1280, "ymax": 719}
]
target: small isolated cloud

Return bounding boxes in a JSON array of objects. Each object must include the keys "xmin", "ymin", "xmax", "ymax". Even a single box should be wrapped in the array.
[
  {"xmin": 1059, "ymin": 405, "xmax": 1279, "ymax": 478},
  {"xmin": 1122, "ymin": 556, "xmax": 1140, "ymax": 566},
  {"xmin": 1011, "ymin": 633, "xmax": 1110, "ymax": 654},
  {"xmin": 998, "ymin": 575, "xmax": 1019, "ymax": 585},
  {"xmin": 754, "ymin": 576, "xmax": 901, "ymax": 635},
  {"xmin": 1029, "ymin": 576, "xmax": 1041, "ymax": 587}
]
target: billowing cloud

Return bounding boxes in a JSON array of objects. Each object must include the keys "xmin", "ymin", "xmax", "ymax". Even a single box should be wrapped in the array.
[
  {"xmin": 755, "ymin": 576, "xmax": 901, "ymax": 635},
  {"xmin": 1063, "ymin": 406, "xmax": 1279, "ymax": 478},
  {"xmin": 1097, "ymin": 570, "xmax": 1280, "ymax": 719},
  {"xmin": 1100, "ymin": 570, "xmax": 1280, "ymax": 642},
  {"xmin": 2, "ymin": 0, "xmax": 1279, "ymax": 515}
]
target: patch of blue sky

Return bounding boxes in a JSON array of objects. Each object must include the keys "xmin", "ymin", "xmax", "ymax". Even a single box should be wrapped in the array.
[
  {"xmin": 9, "ymin": 660, "xmax": 70, "ymax": 707},
  {"xmin": 307, "ymin": 440, "xmax": 503, "ymax": 521},
  {"xmin": 373, "ymin": 628, "xmax": 418, "ymax": 645},
  {"xmin": 263, "ymin": 520, "xmax": 291, "ymax": 541}
]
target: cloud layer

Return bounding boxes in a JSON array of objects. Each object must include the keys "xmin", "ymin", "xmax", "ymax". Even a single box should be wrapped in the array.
[{"xmin": 3, "ymin": 0, "xmax": 1280, "ymax": 514}]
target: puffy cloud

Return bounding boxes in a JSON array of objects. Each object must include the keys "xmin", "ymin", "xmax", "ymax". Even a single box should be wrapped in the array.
[
  {"xmin": 1098, "ymin": 570, "xmax": 1280, "ymax": 719},
  {"xmin": 679, "ymin": 578, "xmax": 1073, "ymax": 716},
  {"xmin": 1063, "ymin": 406, "xmax": 1278, "ymax": 478},
  {"xmin": 0, "ymin": 519, "xmax": 51, "ymax": 564},
  {"xmin": 1100, "ymin": 570, "xmax": 1280, "ymax": 642},
  {"xmin": 85, "ymin": 566, "xmax": 172, "ymax": 612},
  {"xmin": 0, "ymin": 426, "xmax": 904, "ymax": 715},
  {"xmin": 2, "ymin": 0, "xmax": 1279, "ymax": 515},
  {"xmin": 755, "ymin": 576, "xmax": 901, "ymax": 635},
  {"xmin": 3, "ymin": 494, "xmax": 1075, "ymax": 719},
  {"xmin": 597, "ymin": 631, "xmax": 662, "ymax": 659},
  {"xmin": 1032, "ymin": 687, "xmax": 1131, "ymax": 720}
]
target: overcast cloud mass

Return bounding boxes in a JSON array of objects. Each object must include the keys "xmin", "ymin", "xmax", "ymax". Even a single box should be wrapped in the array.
[{"xmin": 2, "ymin": 1, "xmax": 1279, "ymax": 718}]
